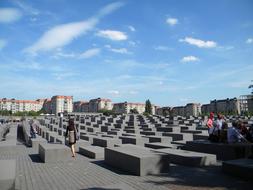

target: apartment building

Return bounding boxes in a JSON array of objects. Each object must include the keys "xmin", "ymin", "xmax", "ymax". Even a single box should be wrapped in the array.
[
  {"xmin": 73, "ymin": 101, "xmax": 89, "ymax": 112},
  {"xmin": 171, "ymin": 106, "xmax": 185, "ymax": 116},
  {"xmin": 51, "ymin": 95, "xmax": 73, "ymax": 114},
  {"xmin": 156, "ymin": 107, "xmax": 172, "ymax": 116},
  {"xmin": 160, "ymin": 103, "xmax": 201, "ymax": 117},
  {"xmin": 88, "ymin": 98, "xmax": 112, "ymax": 112},
  {"xmin": 42, "ymin": 99, "xmax": 52, "ymax": 114},
  {"xmin": 201, "ymin": 98, "xmax": 241, "ymax": 115},
  {"xmin": 239, "ymin": 94, "xmax": 253, "ymax": 114},
  {"xmin": 0, "ymin": 98, "xmax": 44, "ymax": 113},
  {"xmin": 185, "ymin": 103, "xmax": 201, "ymax": 117},
  {"xmin": 113, "ymin": 102, "xmax": 156, "ymax": 114}
]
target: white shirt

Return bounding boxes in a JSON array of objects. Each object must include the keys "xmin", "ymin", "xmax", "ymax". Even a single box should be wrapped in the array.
[{"xmin": 216, "ymin": 119, "xmax": 223, "ymax": 130}]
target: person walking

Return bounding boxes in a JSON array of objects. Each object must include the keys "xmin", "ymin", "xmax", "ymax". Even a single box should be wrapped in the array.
[
  {"xmin": 65, "ymin": 118, "xmax": 77, "ymax": 157},
  {"xmin": 207, "ymin": 112, "xmax": 214, "ymax": 129}
]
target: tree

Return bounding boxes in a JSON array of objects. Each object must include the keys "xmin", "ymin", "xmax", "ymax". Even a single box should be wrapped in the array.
[
  {"xmin": 145, "ymin": 99, "xmax": 152, "ymax": 115},
  {"xmin": 98, "ymin": 109, "xmax": 116, "ymax": 116},
  {"xmin": 130, "ymin": 108, "xmax": 139, "ymax": 114}
]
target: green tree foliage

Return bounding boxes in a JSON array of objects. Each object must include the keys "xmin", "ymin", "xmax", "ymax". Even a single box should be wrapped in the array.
[
  {"xmin": 98, "ymin": 109, "xmax": 116, "ymax": 116},
  {"xmin": 0, "ymin": 110, "xmax": 43, "ymax": 116},
  {"xmin": 130, "ymin": 108, "xmax": 139, "ymax": 114},
  {"xmin": 145, "ymin": 99, "xmax": 152, "ymax": 115}
]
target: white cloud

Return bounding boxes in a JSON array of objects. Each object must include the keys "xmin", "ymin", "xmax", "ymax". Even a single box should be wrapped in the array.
[
  {"xmin": 227, "ymin": 81, "xmax": 250, "ymax": 88},
  {"xmin": 128, "ymin": 25, "xmax": 136, "ymax": 32},
  {"xmin": 246, "ymin": 38, "xmax": 253, "ymax": 44},
  {"xmin": 0, "ymin": 39, "xmax": 7, "ymax": 50},
  {"xmin": 52, "ymin": 51, "xmax": 76, "ymax": 59},
  {"xmin": 52, "ymin": 72, "xmax": 78, "ymax": 80},
  {"xmin": 24, "ymin": 2, "xmax": 124, "ymax": 54},
  {"xmin": 216, "ymin": 46, "xmax": 234, "ymax": 51},
  {"xmin": 14, "ymin": 1, "xmax": 40, "ymax": 16},
  {"xmin": 154, "ymin": 46, "xmax": 171, "ymax": 51},
  {"xmin": 129, "ymin": 41, "xmax": 136, "ymax": 46},
  {"xmin": 166, "ymin": 17, "xmax": 178, "ymax": 26},
  {"xmin": 179, "ymin": 37, "xmax": 217, "ymax": 48},
  {"xmin": 96, "ymin": 30, "xmax": 127, "ymax": 41},
  {"xmin": 110, "ymin": 48, "xmax": 131, "ymax": 54},
  {"xmin": 181, "ymin": 56, "xmax": 199, "ymax": 63},
  {"xmin": 0, "ymin": 8, "xmax": 22, "ymax": 23},
  {"xmin": 107, "ymin": 90, "xmax": 120, "ymax": 95},
  {"xmin": 129, "ymin": 90, "xmax": 138, "ymax": 95},
  {"xmin": 25, "ymin": 19, "xmax": 98, "ymax": 55},
  {"xmin": 97, "ymin": 2, "xmax": 124, "ymax": 18},
  {"xmin": 80, "ymin": 48, "xmax": 100, "ymax": 59},
  {"xmin": 179, "ymin": 98, "xmax": 189, "ymax": 102}
]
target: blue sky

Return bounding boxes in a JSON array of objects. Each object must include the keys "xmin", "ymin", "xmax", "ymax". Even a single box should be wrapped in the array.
[{"xmin": 0, "ymin": 0, "xmax": 253, "ymax": 106}]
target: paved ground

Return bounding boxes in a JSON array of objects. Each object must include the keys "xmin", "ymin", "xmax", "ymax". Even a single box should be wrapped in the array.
[{"xmin": 0, "ymin": 139, "xmax": 252, "ymax": 190}]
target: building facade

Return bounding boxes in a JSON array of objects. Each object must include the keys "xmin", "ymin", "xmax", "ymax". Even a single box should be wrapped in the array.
[
  {"xmin": 171, "ymin": 106, "xmax": 185, "ymax": 116},
  {"xmin": 239, "ymin": 95, "xmax": 253, "ymax": 114},
  {"xmin": 0, "ymin": 98, "xmax": 44, "ymax": 113},
  {"xmin": 42, "ymin": 99, "xmax": 52, "ymax": 114},
  {"xmin": 201, "ymin": 98, "xmax": 241, "ymax": 115},
  {"xmin": 156, "ymin": 107, "xmax": 172, "ymax": 116},
  {"xmin": 73, "ymin": 101, "xmax": 89, "ymax": 112},
  {"xmin": 113, "ymin": 102, "xmax": 156, "ymax": 114},
  {"xmin": 88, "ymin": 98, "xmax": 112, "ymax": 113},
  {"xmin": 185, "ymin": 103, "xmax": 201, "ymax": 117},
  {"xmin": 210, "ymin": 98, "xmax": 240, "ymax": 115},
  {"xmin": 51, "ymin": 95, "xmax": 73, "ymax": 114}
]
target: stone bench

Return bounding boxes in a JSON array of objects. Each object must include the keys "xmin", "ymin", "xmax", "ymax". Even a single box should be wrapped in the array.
[
  {"xmin": 105, "ymin": 145, "xmax": 170, "ymax": 176},
  {"xmin": 183, "ymin": 140, "xmax": 253, "ymax": 160},
  {"xmin": 153, "ymin": 148, "xmax": 217, "ymax": 167},
  {"xmin": 0, "ymin": 159, "xmax": 16, "ymax": 190},
  {"xmin": 38, "ymin": 143, "xmax": 71, "ymax": 163},
  {"xmin": 92, "ymin": 136, "xmax": 121, "ymax": 148},
  {"xmin": 79, "ymin": 145, "xmax": 104, "ymax": 159},
  {"xmin": 222, "ymin": 159, "xmax": 253, "ymax": 180}
]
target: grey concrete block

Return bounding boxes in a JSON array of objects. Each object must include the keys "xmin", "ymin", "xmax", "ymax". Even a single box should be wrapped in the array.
[
  {"xmin": 163, "ymin": 132, "xmax": 193, "ymax": 141},
  {"xmin": 79, "ymin": 145, "xmax": 104, "ymax": 159},
  {"xmin": 144, "ymin": 142, "xmax": 175, "ymax": 149},
  {"xmin": 153, "ymin": 148, "xmax": 217, "ymax": 167},
  {"xmin": 119, "ymin": 136, "xmax": 148, "ymax": 146},
  {"xmin": 93, "ymin": 137, "xmax": 121, "ymax": 148},
  {"xmin": 0, "ymin": 159, "xmax": 16, "ymax": 190},
  {"xmin": 105, "ymin": 145, "xmax": 170, "ymax": 176},
  {"xmin": 183, "ymin": 140, "xmax": 253, "ymax": 160},
  {"xmin": 146, "ymin": 136, "xmax": 172, "ymax": 143},
  {"xmin": 222, "ymin": 159, "xmax": 253, "ymax": 180},
  {"xmin": 39, "ymin": 143, "xmax": 71, "ymax": 163},
  {"xmin": 90, "ymin": 182, "xmax": 136, "ymax": 190},
  {"xmin": 31, "ymin": 137, "xmax": 47, "ymax": 153}
]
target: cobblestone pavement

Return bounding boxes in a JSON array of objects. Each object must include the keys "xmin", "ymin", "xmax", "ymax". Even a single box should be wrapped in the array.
[{"xmin": 0, "ymin": 142, "xmax": 252, "ymax": 190}]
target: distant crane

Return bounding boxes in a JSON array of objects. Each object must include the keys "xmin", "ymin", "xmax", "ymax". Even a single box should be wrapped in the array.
[{"xmin": 249, "ymin": 80, "xmax": 253, "ymax": 94}]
